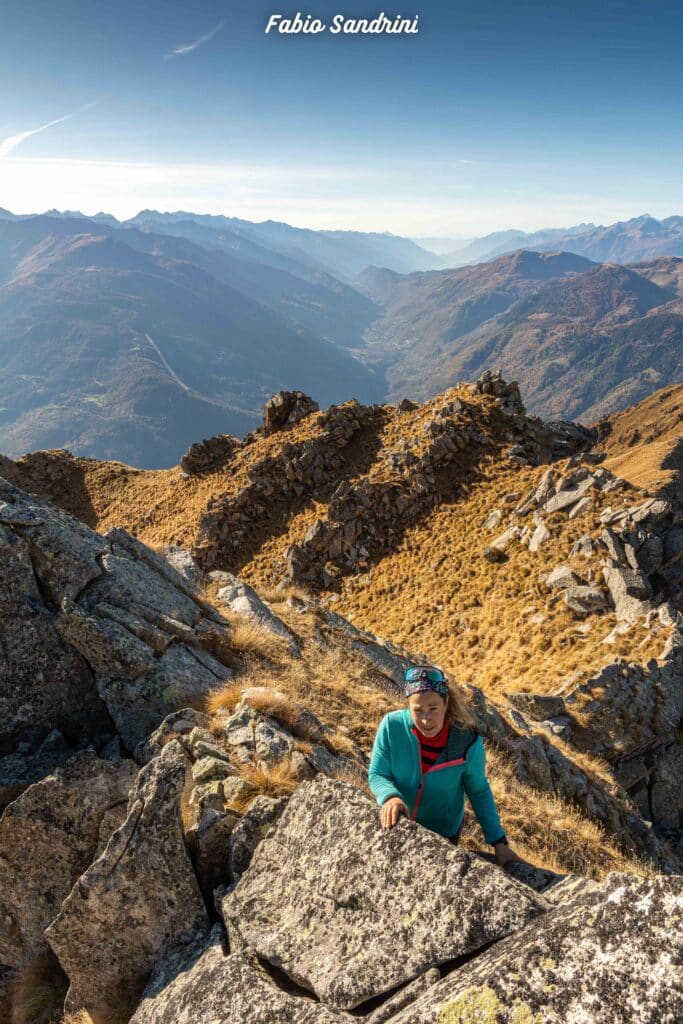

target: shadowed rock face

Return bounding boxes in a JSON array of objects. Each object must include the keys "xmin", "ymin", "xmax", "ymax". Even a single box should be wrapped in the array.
[
  {"xmin": 130, "ymin": 926, "xmax": 346, "ymax": 1024},
  {"xmin": 221, "ymin": 776, "xmax": 547, "ymax": 1011},
  {"xmin": 389, "ymin": 872, "xmax": 683, "ymax": 1024},
  {"xmin": 45, "ymin": 742, "xmax": 209, "ymax": 1024},
  {"xmin": 0, "ymin": 477, "xmax": 233, "ymax": 756}
]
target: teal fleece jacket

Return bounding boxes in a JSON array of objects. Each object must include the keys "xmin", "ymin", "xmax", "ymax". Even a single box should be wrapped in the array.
[{"xmin": 367, "ymin": 709, "xmax": 505, "ymax": 844}]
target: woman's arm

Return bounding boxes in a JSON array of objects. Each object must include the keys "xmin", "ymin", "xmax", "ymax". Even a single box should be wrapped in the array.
[
  {"xmin": 368, "ymin": 716, "xmax": 405, "ymax": 808},
  {"xmin": 462, "ymin": 734, "xmax": 506, "ymax": 845}
]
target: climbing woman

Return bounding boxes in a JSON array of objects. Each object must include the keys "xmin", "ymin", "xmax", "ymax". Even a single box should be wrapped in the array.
[{"xmin": 368, "ymin": 666, "xmax": 523, "ymax": 869}]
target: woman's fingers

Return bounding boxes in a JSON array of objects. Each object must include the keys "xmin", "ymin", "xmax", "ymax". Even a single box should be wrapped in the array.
[{"xmin": 381, "ymin": 798, "xmax": 407, "ymax": 828}]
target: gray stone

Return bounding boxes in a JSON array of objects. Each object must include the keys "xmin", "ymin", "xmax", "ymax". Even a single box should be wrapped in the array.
[
  {"xmin": 528, "ymin": 521, "xmax": 550, "ymax": 552},
  {"xmin": 130, "ymin": 926, "xmax": 345, "ymax": 1024},
  {"xmin": 483, "ymin": 509, "xmax": 502, "ymax": 530},
  {"xmin": 45, "ymin": 742, "xmax": 208, "ymax": 1024},
  {"xmin": 160, "ymin": 546, "xmax": 205, "ymax": 587},
  {"xmin": 134, "ymin": 707, "xmax": 212, "ymax": 764},
  {"xmin": 390, "ymin": 873, "xmax": 683, "ymax": 1024},
  {"xmin": 216, "ymin": 574, "xmax": 299, "ymax": 653},
  {"xmin": 567, "ymin": 495, "xmax": 592, "ymax": 519},
  {"xmin": 630, "ymin": 498, "xmax": 672, "ymax": 525},
  {"xmin": 545, "ymin": 565, "xmax": 583, "ymax": 590},
  {"xmin": 663, "ymin": 525, "xmax": 683, "ymax": 563},
  {"xmin": 541, "ymin": 475, "xmax": 594, "ymax": 514},
  {"xmin": 532, "ymin": 469, "xmax": 555, "ymax": 506},
  {"xmin": 490, "ymin": 525, "xmax": 522, "ymax": 553},
  {"xmin": 0, "ymin": 752, "xmax": 136, "ymax": 967},
  {"xmin": 228, "ymin": 795, "xmax": 289, "ymax": 880},
  {"xmin": 191, "ymin": 756, "xmax": 235, "ymax": 784},
  {"xmin": 570, "ymin": 534, "xmax": 594, "ymax": 558},
  {"xmin": 601, "ymin": 527, "xmax": 626, "ymax": 563},
  {"xmin": 263, "ymin": 390, "xmax": 319, "ymax": 434},
  {"xmin": 633, "ymin": 533, "xmax": 664, "ymax": 575},
  {"xmin": 603, "ymin": 561, "xmax": 653, "ymax": 622},
  {"xmin": 221, "ymin": 776, "xmax": 546, "ymax": 1011},
  {"xmin": 563, "ymin": 586, "xmax": 610, "ymax": 614},
  {"xmin": 219, "ymin": 702, "xmax": 296, "ymax": 764}
]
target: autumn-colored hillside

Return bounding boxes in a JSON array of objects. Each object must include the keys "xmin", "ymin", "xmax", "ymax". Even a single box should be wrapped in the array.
[{"xmin": 4, "ymin": 377, "xmax": 679, "ymax": 705}]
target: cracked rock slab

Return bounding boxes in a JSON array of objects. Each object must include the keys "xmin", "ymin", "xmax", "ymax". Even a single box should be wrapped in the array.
[
  {"xmin": 45, "ymin": 742, "xmax": 208, "ymax": 1024},
  {"xmin": 0, "ymin": 751, "xmax": 137, "ymax": 967},
  {"xmin": 389, "ymin": 872, "xmax": 683, "ymax": 1024},
  {"xmin": 130, "ymin": 925, "xmax": 346, "ymax": 1023},
  {"xmin": 221, "ymin": 776, "xmax": 546, "ymax": 1011}
]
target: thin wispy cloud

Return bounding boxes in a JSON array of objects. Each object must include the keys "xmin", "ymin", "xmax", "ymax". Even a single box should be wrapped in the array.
[
  {"xmin": 166, "ymin": 21, "xmax": 224, "ymax": 59},
  {"xmin": 0, "ymin": 102, "xmax": 96, "ymax": 159}
]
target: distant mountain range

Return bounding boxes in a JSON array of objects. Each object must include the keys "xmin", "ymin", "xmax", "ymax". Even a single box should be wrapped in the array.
[
  {"xmin": 435, "ymin": 215, "xmax": 683, "ymax": 267},
  {"xmin": 0, "ymin": 208, "xmax": 681, "ymax": 466}
]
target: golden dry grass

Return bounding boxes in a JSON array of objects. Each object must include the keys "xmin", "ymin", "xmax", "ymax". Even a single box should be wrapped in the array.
[
  {"xmin": 321, "ymin": 458, "xmax": 670, "ymax": 698},
  {"xmin": 228, "ymin": 757, "xmax": 302, "ymax": 812},
  {"xmin": 226, "ymin": 620, "xmax": 291, "ymax": 665},
  {"xmin": 458, "ymin": 747, "xmax": 655, "ymax": 880}
]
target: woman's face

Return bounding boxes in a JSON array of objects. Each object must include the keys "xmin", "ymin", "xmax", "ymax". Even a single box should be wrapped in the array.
[{"xmin": 408, "ymin": 692, "xmax": 447, "ymax": 737}]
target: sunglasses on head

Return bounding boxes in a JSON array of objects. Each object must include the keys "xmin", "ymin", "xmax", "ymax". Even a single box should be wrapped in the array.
[{"xmin": 404, "ymin": 667, "xmax": 445, "ymax": 683}]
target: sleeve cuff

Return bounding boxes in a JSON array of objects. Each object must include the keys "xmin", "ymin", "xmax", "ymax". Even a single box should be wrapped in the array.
[{"xmin": 489, "ymin": 834, "xmax": 508, "ymax": 846}]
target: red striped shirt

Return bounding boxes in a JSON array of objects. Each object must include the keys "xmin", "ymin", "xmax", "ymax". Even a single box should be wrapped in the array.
[{"xmin": 412, "ymin": 722, "xmax": 449, "ymax": 774}]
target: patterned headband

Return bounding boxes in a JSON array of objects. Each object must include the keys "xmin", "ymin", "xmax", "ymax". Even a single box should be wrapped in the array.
[{"xmin": 403, "ymin": 666, "xmax": 448, "ymax": 699}]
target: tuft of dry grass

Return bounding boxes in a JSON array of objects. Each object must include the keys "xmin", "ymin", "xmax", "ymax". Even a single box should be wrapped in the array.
[
  {"xmin": 229, "ymin": 757, "xmax": 302, "ymax": 812},
  {"xmin": 9, "ymin": 952, "xmax": 68, "ymax": 1024},
  {"xmin": 226, "ymin": 620, "xmax": 291, "ymax": 665},
  {"xmin": 59, "ymin": 1014, "xmax": 93, "ymax": 1024}
]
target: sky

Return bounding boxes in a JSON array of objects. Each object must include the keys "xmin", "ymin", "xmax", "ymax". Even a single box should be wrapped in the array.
[{"xmin": 0, "ymin": 0, "xmax": 681, "ymax": 238}]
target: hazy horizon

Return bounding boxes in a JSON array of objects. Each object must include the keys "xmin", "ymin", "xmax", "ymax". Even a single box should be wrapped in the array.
[{"xmin": 2, "ymin": 203, "xmax": 681, "ymax": 248}]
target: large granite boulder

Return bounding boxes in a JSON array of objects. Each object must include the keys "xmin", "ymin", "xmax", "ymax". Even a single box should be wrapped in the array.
[
  {"xmin": 221, "ymin": 776, "xmax": 546, "ymax": 1011},
  {"xmin": 0, "ymin": 751, "xmax": 137, "ymax": 968},
  {"xmin": 45, "ymin": 742, "xmax": 209, "ymax": 1024},
  {"xmin": 390, "ymin": 873, "xmax": 683, "ymax": 1024},
  {"xmin": 130, "ymin": 926, "xmax": 346, "ymax": 1023},
  {"xmin": 0, "ymin": 478, "xmax": 233, "ymax": 756}
]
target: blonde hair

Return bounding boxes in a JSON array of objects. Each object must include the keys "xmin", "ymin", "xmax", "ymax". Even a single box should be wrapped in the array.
[{"xmin": 445, "ymin": 680, "xmax": 477, "ymax": 729}]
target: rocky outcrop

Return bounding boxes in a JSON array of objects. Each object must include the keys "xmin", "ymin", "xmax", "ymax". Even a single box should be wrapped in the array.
[
  {"xmin": 284, "ymin": 409, "xmax": 496, "ymax": 587},
  {"xmin": 45, "ymin": 742, "xmax": 209, "ymax": 1024},
  {"xmin": 262, "ymin": 390, "xmax": 320, "ymax": 434},
  {"xmin": 0, "ymin": 478, "xmax": 234, "ymax": 756},
  {"xmin": 0, "ymin": 752, "xmax": 137, "ymax": 968},
  {"xmin": 390, "ymin": 873, "xmax": 683, "ymax": 1024},
  {"xmin": 193, "ymin": 399, "xmax": 382, "ymax": 571},
  {"xmin": 221, "ymin": 776, "xmax": 547, "ymax": 1010},
  {"xmin": 180, "ymin": 434, "xmax": 239, "ymax": 476}
]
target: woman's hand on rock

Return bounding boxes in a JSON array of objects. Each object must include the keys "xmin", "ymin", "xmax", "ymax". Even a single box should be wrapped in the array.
[
  {"xmin": 494, "ymin": 843, "xmax": 524, "ymax": 869},
  {"xmin": 380, "ymin": 797, "xmax": 408, "ymax": 829}
]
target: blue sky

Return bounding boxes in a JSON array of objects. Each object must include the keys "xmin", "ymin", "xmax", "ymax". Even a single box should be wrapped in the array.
[{"xmin": 0, "ymin": 0, "xmax": 681, "ymax": 236}]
